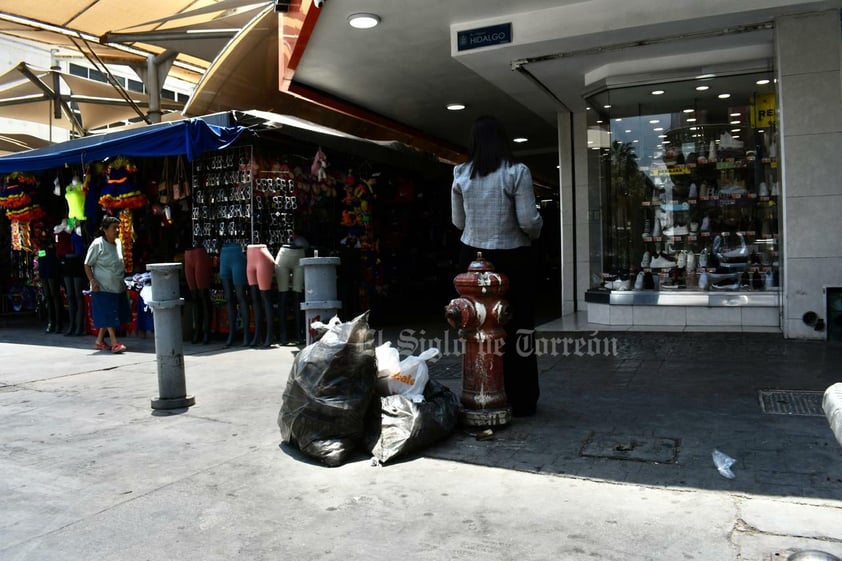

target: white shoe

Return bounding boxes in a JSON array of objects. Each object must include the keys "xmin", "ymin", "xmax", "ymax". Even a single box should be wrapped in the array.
[
  {"xmin": 652, "ymin": 216, "xmax": 662, "ymax": 237},
  {"xmin": 662, "ymin": 225, "xmax": 689, "ymax": 237},
  {"xmin": 758, "ymin": 182, "xmax": 769, "ymax": 197},
  {"xmin": 650, "ymin": 253, "xmax": 676, "ymax": 269},
  {"xmin": 634, "ymin": 271, "xmax": 644, "ymax": 290},
  {"xmin": 641, "ymin": 251, "xmax": 651, "ymax": 267},
  {"xmin": 764, "ymin": 269, "xmax": 776, "ymax": 289},
  {"xmin": 699, "ymin": 271, "xmax": 709, "ymax": 289},
  {"xmin": 700, "ymin": 216, "xmax": 710, "ymax": 231},
  {"xmin": 676, "ymin": 250, "xmax": 687, "ymax": 268},
  {"xmin": 699, "ymin": 249, "xmax": 709, "ymax": 268},
  {"xmin": 688, "ymin": 183, "xmax": 698, "ymax": 199}
]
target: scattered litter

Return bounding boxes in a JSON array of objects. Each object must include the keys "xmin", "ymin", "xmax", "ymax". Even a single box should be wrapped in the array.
[{"xmin": 712, "ymin": 448, "xmax": 737, "ymax": 479}]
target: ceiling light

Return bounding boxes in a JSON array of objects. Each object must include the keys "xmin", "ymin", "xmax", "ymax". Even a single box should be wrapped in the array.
[
  {"xmin": 730, "ymin": 112, "xmax": 741, "ymax": 117},
  {"xmin": 446, "ymin": 103, "xmax": 465, "ymax": 111},
  {"xmin": 683, "ymin": 108, "xmax": 695, "ymax": 113},
  {"xmin": 632, "ymin": 139, "xmax": 639, "ymax": 143},
  {"xmin": 730, "ymin": 120, "xmax": 741, "ymax": 125},
  {"xmin": 615, "ymin": 118, "xmax": 622, "ymax": 122},
  {"xmin": 696, "ymin": 73, "xmax": 716, "ymax": 80},
  {"xmin": 603, "ymin": 104, "xmax": 611, "ymax": 109},
  {"xmin": 348, "ymin": 13, "xmax": 381, "ymax": 29},
  {"xmin": 731, "ymin": 128, "xmax": 741, "ymax": 132},
  {"xmin": 653, "ymin": 127, "xmax": 663, "ymax": 131},
  {"xmin": 513, "ymin": 137, "xmax": 528, "ymax": 143},
  {"xmin": 651, "ymin": 90, "xmax": 665, "ymax": 95},
  {"xmin": 662, "ymin": 140, "xmax": 671, "ymax": 144},
  {"xmin": 686, "ymin": 118, "xmax": 697, "ymax": 122},
  {"xmin": 696, "ymin": 85, "xmax": 710, "ymax": 91},
  {"xmin": 756, "ymin": 79, "xmax": 771, "ymax": 85},
  {"xmin": 718, "ymin": 93, "xmax": 731, "ymax": 99},
  {"xmin": 649, "ymin": 119, "xmax": 660, "ymax": 124},
  {"xmin": 624, "ymin": 129, "xmax": 631, "ymax": 133}
]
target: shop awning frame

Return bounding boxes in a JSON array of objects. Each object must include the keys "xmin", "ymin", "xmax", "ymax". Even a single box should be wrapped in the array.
[{"xmin": 0, "ymin": 114, "xmax": 247, "ymax": 173}]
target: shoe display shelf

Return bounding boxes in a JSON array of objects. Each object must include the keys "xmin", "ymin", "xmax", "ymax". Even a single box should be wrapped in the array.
[{"xmin": 634, "ymin": 122, "xmax": 780, "ymax": 295}]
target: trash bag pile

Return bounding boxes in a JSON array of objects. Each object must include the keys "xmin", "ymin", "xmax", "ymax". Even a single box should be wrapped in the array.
[{"xmin": 278, "ymin": 312, "xmax": 460, "ymax": 466}]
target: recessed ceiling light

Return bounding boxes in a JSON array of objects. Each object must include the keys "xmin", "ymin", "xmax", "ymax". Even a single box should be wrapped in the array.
[
  {"xmin": 662, "ymin": 140, "xmax": 671, "ymax": 144},
  {"xmin": 649, "ymin": 119, "xmax": 660, "ymax": 124},
  {"xmin": 624, "ymin": 129, "xmax": 631, "ymax": 133},
  {"xmin": 731, "ymin": 128, "xmax": 741, "ymax": 132},
  {"xmin": 696, "ymin": 73, "xmax": 716, "ymax": 80},
  {"xmin": 446, "ymin": 103, "xmax": 465, "ymax": 111},
  {"xmin": 513, "ymin": 137, "xmax": 528, "ymax": 143},
  {"xmin": 603, "ymin": 104, "xmax": 611, "ymax": 109},
  {"xmin": 348, "ymin": 13, "xmax": 381, "ymax": 29},
  {"xmin": 658, "ymin": 134, "xmax": 667, "ymax": 138},
  {"xmin": 683, "ymin": 108, "xmax": 695, "ymax": 113},
  {"xmin": 730, "ymin": 120, "xmax": 741, "ymax": 125},
  {"xmin": 686, "ymin": 118, "xmax": 697, "ymax": 122},
  {"xmin": 756, "ymin": 79, "xmax": 771, "ymax": 85},
  {"xmin": 718, "ymin": 93, "xmax": 731, "ymax": 99},
  {"xmin": 653, "ymin": 127, "xmax": 663, "ymax": 131},
  {"xmin": 651, "ymin": 90, "xmax": 665, "ymax": 95},
  {"xmin": 632, "ymin": 139, "xmax": 639, "ymax": 143},
  {"xmin": 696, "ymin": 85, "xmax": 709, "ymax": 91},
  {"xmin": 730, "ymin": 112, "xmax": 741, "ymax": 117},
  {"xmin": 596, "ymin": 120, "xmax": 603, "ymax": 124}
]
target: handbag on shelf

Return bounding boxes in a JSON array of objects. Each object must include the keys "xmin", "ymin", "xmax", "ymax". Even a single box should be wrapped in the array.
[
  {"xmin": 172, "ymin": 155, "xmax": 191, "ymax": 201},
  {"xmin": 157, "ymin": 157, "xmax": 172, "ymax": 204}
]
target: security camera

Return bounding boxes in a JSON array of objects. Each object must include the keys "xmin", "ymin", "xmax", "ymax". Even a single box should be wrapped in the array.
[{"xmin": 314, "ymin": 0, "xmax": 325, "ymax": 7}]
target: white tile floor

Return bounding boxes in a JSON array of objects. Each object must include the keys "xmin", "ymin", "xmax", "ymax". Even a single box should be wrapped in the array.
[{"xmin": 536, "ymin": 311, "xmax": 782, "ymax": 333}]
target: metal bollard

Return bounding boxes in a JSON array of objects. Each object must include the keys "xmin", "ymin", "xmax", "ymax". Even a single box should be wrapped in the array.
[
  {"xmin": 300, "ymin": 252, "xmax": 342, "ymax": 346},
  {"xmin": 146, "ymin": 263, "xmax": 195, "ymax": 410}
]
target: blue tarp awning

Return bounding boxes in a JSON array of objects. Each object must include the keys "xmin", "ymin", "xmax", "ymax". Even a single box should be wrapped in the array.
[{"xmin": 0, "ymin": 117, "xmax": 247, "ymax": 173}]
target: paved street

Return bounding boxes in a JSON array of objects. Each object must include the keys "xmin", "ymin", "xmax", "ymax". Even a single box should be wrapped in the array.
[{"xmin": 1, "ymin": 321, "xmax": 842, "ymax": 560}]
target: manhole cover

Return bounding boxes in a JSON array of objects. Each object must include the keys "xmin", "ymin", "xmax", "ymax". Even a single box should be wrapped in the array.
[
  {"xmin": 580, "ymin": 433, "xmax": 679, "ymax": 463},
  {"xmin": 759, "ymin": 390, "xmax": 824, "ymax": 416}
]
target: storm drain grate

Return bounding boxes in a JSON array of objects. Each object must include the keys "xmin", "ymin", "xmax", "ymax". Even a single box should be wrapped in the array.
[
  {"xmin": 758, "ymin": 390, "xmax": 824, "ymax": 416},
  {"xmin": 580, "ymin": 433, "xmax": 679, "ymax": 464}
]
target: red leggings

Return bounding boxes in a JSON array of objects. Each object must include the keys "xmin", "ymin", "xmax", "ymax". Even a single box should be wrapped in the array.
[
  {"xmin": 246, "ymin": 244, "xmax": 275, "ymax": 290},
  {"xmin": 184, "ymin": 247, "xmax": 212, "ymax": 290}
]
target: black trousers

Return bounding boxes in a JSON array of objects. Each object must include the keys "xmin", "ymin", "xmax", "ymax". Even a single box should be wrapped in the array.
[{"xmin": 459, "ymin": 244, "xmax": 540, "ymax": 415}]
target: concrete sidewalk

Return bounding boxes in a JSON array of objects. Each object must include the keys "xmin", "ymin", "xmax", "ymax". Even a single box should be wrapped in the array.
[{"xmin": 1, "ymin": 324, "xmax": 842, "ymax": 561}]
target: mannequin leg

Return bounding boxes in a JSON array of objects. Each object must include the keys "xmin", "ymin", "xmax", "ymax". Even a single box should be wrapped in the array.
[
  {"xmin": 191, "ymin": 289, "xmax": 203, "ymax": 344},
  {"xmin": 248, "ymin": 285, "xmax": 263, "ymax": 346},
  {"xmin": 291, "ymin": 290, "xmax": 303, "ymax": 343},
  {"xmin": 261, "ymin": 290, "xmax": 275, "ymax": 347},
  {"xmin": 71, "ymin": 277, "xmax": 85, "ymax": 335},
  {"xmin": 222, "ymin": 278, "xmax": 237, "ymax": 347},
  {"xmin": 278, "ymin": 291, "xmax": 288, "ymax": 345},
  {"xmin": 43, "ymin": 278, "xmax": 61, "ymax": 333},
  {"xmin": 236, "ymin": 285, "xmax": 250, "ymax": 347},
  {"xmin": 63, "ymin": 276, "xmax": 76, "ymax": 336},
  {"xmin": 200, "ymin": 289, "xmax": 212, "ymax": 344}
]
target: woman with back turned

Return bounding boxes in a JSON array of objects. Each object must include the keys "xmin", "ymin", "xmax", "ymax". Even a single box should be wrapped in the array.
[{"xmin": 451, "ymin": 115, "xmax": 544, "ymax": 417}]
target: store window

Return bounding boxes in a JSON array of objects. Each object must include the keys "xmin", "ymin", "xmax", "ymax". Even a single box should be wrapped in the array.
[{"xmin": 586, "ymin": 71, "xmax": 779, "ymax": 293}]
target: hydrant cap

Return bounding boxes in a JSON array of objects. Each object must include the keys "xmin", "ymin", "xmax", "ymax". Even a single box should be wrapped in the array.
[{"xmin": 467, "ymin": 251, "xmax": 495, "ymax": 272}]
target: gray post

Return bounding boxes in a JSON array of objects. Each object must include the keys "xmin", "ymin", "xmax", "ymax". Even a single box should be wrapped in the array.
[
  {"xmin": 146, "ymin": 263, "xmax": 195, "ymax": 410},
  {"xmin": 300, "ymin": 253, "xmax": 342, "ymax": 346}
]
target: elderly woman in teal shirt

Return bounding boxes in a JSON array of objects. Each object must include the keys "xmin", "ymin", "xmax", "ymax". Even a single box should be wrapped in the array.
[{"xmin": 84, "ymin": 215, "xmax": 129, "ymax": 354}]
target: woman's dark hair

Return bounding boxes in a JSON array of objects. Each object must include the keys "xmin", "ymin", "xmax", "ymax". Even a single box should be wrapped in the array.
[
  {"xmin": 100, "ymin": 215, "xmax": 119, "ymax": 231},
  {"xmin": 467, "ymin": 115, "xmax": 514, "ymax": 178}
]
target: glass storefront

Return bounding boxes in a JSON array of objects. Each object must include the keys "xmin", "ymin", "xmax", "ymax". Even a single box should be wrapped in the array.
[{"xmin": 586, "ymin": 71, "xmax": 780, "ymax": 297}]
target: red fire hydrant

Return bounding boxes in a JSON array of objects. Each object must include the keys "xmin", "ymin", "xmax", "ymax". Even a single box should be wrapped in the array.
[{"xmin": 445, "ymin": 252, "xmax": 511, "ymax": 427}]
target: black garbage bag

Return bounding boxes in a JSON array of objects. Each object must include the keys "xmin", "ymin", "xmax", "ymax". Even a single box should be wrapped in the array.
[
  {"xmin": 369, "ymin": 380, "xmax": 461, "ymax": 465},
  {"xmin": 278, "ymin": 312, "xmax": 378, "ymax": 467}
]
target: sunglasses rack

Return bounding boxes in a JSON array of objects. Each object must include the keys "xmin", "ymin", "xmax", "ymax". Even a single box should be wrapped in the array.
[{"xmin": 191, "ymin": 145, "xmax": 254, "ymax": 254}]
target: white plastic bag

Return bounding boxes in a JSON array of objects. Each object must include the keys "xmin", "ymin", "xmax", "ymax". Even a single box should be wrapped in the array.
[
  {"xmin": 376, "ymin": 346, "xmax": 439, "ymax": 401},
  {"xmin": 712, "ymin": 448, "xmax": 737, "ymax": 479},
  {"xmin": 375, "ymin": 342, "xmax": 401, "ymax": 381}
]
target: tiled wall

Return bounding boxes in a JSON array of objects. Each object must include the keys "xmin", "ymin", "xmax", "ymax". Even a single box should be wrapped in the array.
[{"xmin": 776, "ymin": 10, "xmax": 842, "ymax": 339}]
